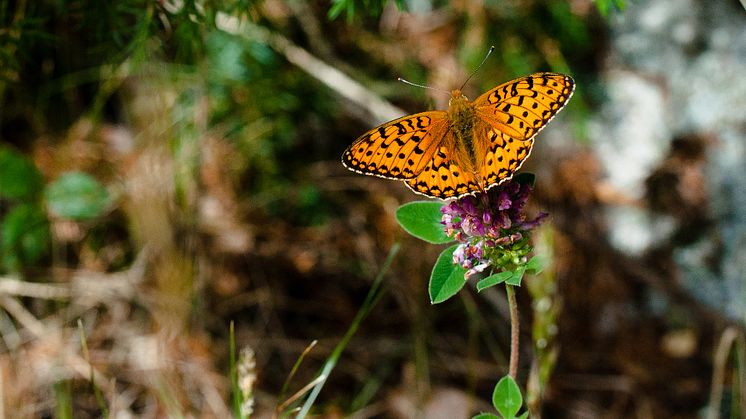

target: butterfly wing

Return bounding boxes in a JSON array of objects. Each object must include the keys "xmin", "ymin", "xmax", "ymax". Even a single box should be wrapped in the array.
[
  {"xmin": 473, "ymin": 72, "xmax": 574, "ymax": 141},
  {"xmin": 478, "ymin": 127, "xmax": 535, "ymax": 189},
  {"xmin": 404, "ymin": 142, "xmax": 481, "ymax": 199},
  {"xmin": 473, "ymin": 73, "xmax": 574, "ymax": 190},
  {"xmin": 342, "ymin": 111, "xmax": 448, "ymax": 180}
]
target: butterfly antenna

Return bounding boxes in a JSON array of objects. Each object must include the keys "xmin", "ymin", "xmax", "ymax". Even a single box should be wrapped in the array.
[
  {"xmin": 397, "ymin": 77, "xmax": 449, "ymax": 94},
  {"xmin": 459, "ymin": 45, "xmax": 495, "ymax": 91}
]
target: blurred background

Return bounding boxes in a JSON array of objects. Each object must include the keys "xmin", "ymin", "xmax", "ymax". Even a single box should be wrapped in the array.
[{"xmin": 1, "ymin": 0, "xmax": 745, "ymax": 417}]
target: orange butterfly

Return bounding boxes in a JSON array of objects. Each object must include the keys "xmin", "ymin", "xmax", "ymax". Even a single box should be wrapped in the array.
[{"xmin": 342, "ymin": 72, "xmax": 574, "ymax": 199}]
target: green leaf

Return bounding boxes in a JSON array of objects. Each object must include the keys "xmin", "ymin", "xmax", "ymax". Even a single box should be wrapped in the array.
[
  {"xmin": 518, "ymin": 412, "xmax": 529, "ymax": 419},
  {"xmin": 429, "ymin": 245, "xmax": 467, "ymax": 304},
  {"xmin": 525, "ymin": 255, "xmax": 544, "ymax": 275},
  {"xmin": 476, "ymin": 271, "xmax": 513, "ymax": 292},
  {"xmin": 505, "ymin": 266, "xmax": 527, "ymax": 286},
  {"xmin": 472, "ymin": 414, "xmax": 500, "ymax": 419},
  {"xmin": 45, "ymin": 172, "xmax": 111, "ymax": 220},
  {"xmin": 396, "ymin": 201, "xmax": 451, "ymax": 244},
  {"xmin": 512, "ymin": 172, "xmax": 535, "ymax": 187},
  {"xmin": 0, "ymin": 146, "xmax": 44, "ymax": 200},
  {"xmin": 1, "ymin": 204, "xmax": 50, "ymax": 271},
  {"xmin": 493, "ymin": 375, "xmax": 523, "ymax": 418},
  {"xmin": 594, "ymin": 0, "xmax": 609, "ymax": 17}
]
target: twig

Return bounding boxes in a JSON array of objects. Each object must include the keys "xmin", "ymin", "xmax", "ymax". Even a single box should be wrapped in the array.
[
  {"xmin": 0, "ymin": 297, "xmax": 112, "ymax": 395},
  {"xmin": 0, "ymin": 296, "xmax": 47, "ymax": 338},
  {"xmin": 275, "ymin": 374, "xmax": 327, "ymax": 417},
  {"xmin": 0, "ymin": 277, "xmax": 70, "ymax": 299},
  {"xmin": 277, "ymin": 340, "xmax": 318, "ymax": 411},
  {"xmin": 706, "ymin": 327, "xmax": 745, "ymax": 419},
  {"xmin": 214, "ymin": 13, "xmax": 405, "ymax": 125}
]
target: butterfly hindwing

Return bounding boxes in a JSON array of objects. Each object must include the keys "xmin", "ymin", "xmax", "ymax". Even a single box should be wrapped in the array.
[
  {"xmin": 474, "ymin": 72, "xmax": 574, "ymax": 141},
  {"xmin": 342, "ymin": 111, "xmax": 447, "ymax": 180},
  {"xmin": 405, "ymin": 145, "xmax": 480, "ymax": 199},
  {"xmin": 479, "ymin": 128, "xmax": 535, "ymax": 189}
]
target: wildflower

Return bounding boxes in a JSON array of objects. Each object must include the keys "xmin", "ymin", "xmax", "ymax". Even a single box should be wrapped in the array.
[
  {"xmin": 237, "ymin": 346, "xmax": 256, "ymax": 418},
  {"xmin": 441, "ymin": 179, "xmax": 546, "ymax": 279}
]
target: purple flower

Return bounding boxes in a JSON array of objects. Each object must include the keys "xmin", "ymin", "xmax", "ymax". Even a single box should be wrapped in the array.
[
  {"xmin": 440, "ymin": 178, "xmax": 547, "ymax": 279},
  {"xmin": 462, "ymin": 196, "xmax": 478, "ymax": 215},
  {"xmin": 466, "ymin": 261, "xmax": 492, "ymax": 279},
  {"xmin": 497, "ymin": 191, "xmax": 512, "ymax": 210},
  {"xmin": 462, "ymin": 217, "xmax": 485, "ymax": 237},
  {"xmin": 452, "ymin": 241, "xmax": 489, "ymax": 273},
  {"xmin": 520, "ymin": 212, "xmax": 548, "ymax": 230}
]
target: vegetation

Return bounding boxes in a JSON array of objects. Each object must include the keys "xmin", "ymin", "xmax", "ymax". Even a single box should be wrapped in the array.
[{"xmin": 1, "ymin": 0, "xmax": 743, "ymax": 417}]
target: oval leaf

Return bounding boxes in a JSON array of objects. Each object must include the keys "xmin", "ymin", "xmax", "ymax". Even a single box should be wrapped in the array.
[
  {"xmin": 505, "ymin": 265, "xmax": 527, "ymax": 286},
  {"xmin": 1, "ymin": 204, "xmax": 50, "ymax": 271},
  {"xmin": 493, "ymin": 375, "xmax": 523, "ymax": 418},
  {"xmin": 0, "ymin": 146, "xmax": 44, "ymax": 200},
  {"xmin": 525, "ymin": 255, "xmax": 544, "ymax": 275},
  {"xmin": 45, "ymin": 172, "xmax": 111, "ymax": 220},
  {"xmin": 476, "ymin": 271, "xmax": 513, "ymax": 292},
  {"xmin": 472, "ymin": 414, "xmax": 500, "ymax": 419},
  {"xmin": 429, "ymin": 245, "xmax": 467, "ymax": 304},
  {"xmin": 396, "ymin": 201, "xmax": 451, "ymax": 244}
]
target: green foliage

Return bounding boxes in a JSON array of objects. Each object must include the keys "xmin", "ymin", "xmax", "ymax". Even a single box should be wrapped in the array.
[
  {"xmin": 395, "ymin": 201, "xmax": 451, "ymax": 244},
  {"xmin": 1, "ymin": 203, "xmax": 49, "ymax": 272},
  {"xmin": 505, "ymin": 265, "xmax": 526, "ymax": 286},
  {"xmin": 524, "ymin": 255, "xmax": 543, "ymax": 275},
  {"xmin": 593, "ymin": 0, "xmax": 627, "ymax": 17},
  {"xmin": 526, "ymin": 228, "xmax": 559, "ymax": 409},
  {"xmin": 476, "ymin": 255, "xmax": 542, "ymax": 291},
  {"xmin": 493, "ymin": 375, "xmax": 523, "ymax": 418},
  {"xmin": 0, "ymin": 146, "xmax": 44, "ymax": 201},
  {"xmin": 476, "ymin": 271, "xmax": 514, "ymax": 292},
  {"xmin": 429, "ymin": 245, "xmax": 467, "ymax": 304},
  {"xmin": 473, "ymin": 375, "xmax": 527, "ymax": 419},
  {"xmin": 328, "ymin": 0, "xmax": 406, "ymax": 21},
  {"xmin": 296, "ymin": 244, "xmax": 399, "ymax": 418},
  {"xmin": 45, "ymin": 172, "xmax": 111, "ymax": 220},
  {"xmin": 0, "ymin": 147, "xmax": 49, "ymax": 272},
  {"xmin": 53, "ymin": 380, "xmax": 74, "ymax": 419}
]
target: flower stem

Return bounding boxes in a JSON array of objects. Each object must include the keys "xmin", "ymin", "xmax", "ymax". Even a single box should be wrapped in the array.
[{"xmin": 505, "ymin": 284, "xmax": 519, "ymax": 379}]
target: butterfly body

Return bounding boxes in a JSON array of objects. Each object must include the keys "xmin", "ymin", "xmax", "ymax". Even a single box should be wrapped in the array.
[
  {"xmin": 446, "ymin": 90, "xmax": 481, "ymax": 177},
  {"xmin": 343, "ymin": 72, "xmax": 575, "ymax": 200}
]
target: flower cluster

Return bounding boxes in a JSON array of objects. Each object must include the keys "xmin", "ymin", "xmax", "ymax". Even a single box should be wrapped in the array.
[{"xmin": 441, "ymin": 179, "xmax": 547, "ymax": 278}]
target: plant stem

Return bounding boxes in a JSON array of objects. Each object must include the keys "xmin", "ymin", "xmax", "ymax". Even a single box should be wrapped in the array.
[{"xmin": 506, "ymin": 284, "xmax": 519, "ymax": 379}]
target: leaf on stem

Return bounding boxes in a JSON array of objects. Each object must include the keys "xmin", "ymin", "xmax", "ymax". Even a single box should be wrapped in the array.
[
  {"xmin": 396, "ymin": 201, "xmax": 452, "ymax": 244},
  {"xmin": 45, "ymin": 172, "xmax": 112, "ymax": 220},
  {"xmin": 505, "ymin": 265, "xmax": 526, "ymax": 286},
  {"xmin": 493, "ymin": 375, "xmax": 523, "ymax": 418},
  {"xmin": 525, "ymin": 255, "xmax": 544, "ymax": 275},
  {"xmin": 476, "ymin": 271, "xmax": 513, "ymax": 291},
  {"xmin": 429, "ymin": 245, "xmax": 467, "ymax": 304}
]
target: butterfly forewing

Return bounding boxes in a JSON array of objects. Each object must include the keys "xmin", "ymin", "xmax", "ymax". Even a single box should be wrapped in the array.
[
  {"xmin": 342, "ymin": 111, "xmax": 447, "ymax": 180},
  {"xmin": 474, "ymin": 73, "xmax": 574, "ymax": 141}
]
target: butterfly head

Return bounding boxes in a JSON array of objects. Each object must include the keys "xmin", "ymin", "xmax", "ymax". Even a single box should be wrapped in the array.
[{"xmin": 448, "ymin": 90, "xmax": 470, "ymax": 106}]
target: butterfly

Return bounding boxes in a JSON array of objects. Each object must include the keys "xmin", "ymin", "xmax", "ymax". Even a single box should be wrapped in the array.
[{"xmin": 342, "ymin": 72, "xmax": 575, "ymax": 199}]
